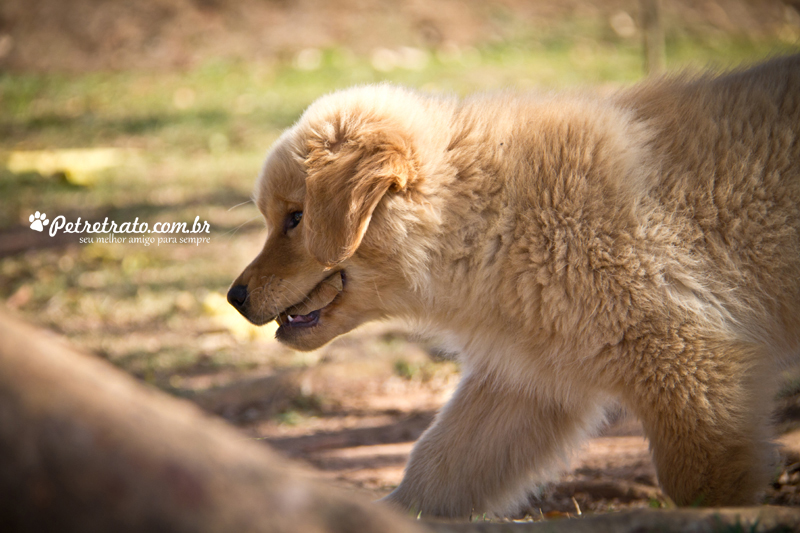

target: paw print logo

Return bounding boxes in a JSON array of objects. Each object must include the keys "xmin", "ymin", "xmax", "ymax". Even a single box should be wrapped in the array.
[{"xmin": 29, "ymin": 211, "xmax": 50, "ymax": 232}]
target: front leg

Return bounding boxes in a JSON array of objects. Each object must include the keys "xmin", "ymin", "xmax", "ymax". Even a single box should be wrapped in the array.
[{"xmin": 382, "ymin": 370, "xmax": 603, "ymax": 518}]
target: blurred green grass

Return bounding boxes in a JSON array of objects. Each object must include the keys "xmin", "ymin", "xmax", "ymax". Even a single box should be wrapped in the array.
[
  {"xmin": 0, "ymin": 26, "xmax": 796, "ymax": 394},
  {"xmin": 2, "ymin": 29, "xmax": 794, "ymax": 154}
]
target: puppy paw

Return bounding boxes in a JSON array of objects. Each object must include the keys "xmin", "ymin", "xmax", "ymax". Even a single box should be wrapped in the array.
[
  {"xmin": 378, "ymin": 488, "xmax": 418, "ymax": 516},
  {"xmin": 378, "ymin": 484, "xmax": 475, "ymax": 519}
]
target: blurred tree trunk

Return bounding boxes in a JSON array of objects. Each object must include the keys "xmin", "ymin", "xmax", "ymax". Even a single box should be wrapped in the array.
[{"xmin": 640, "ymin": 0, "xmax": 665, "ymax": 75}]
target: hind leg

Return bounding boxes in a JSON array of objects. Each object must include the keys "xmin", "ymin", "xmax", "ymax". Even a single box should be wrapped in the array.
[
  {"xmin": 623, "ymin": 333, "xmax": 775, "ymax": 506},
  {"xmin": 381, "ymin": 370, "xmax": 604, "ymax": 518},
  {"xmin": 645, "ymin": 417, "xmax": 774, "ymax": 506}
]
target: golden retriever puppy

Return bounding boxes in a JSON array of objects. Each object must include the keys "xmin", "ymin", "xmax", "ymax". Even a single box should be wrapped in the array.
[{"xmin": 228, "ymin": 54, "xmax": 800, "ymax": 517}]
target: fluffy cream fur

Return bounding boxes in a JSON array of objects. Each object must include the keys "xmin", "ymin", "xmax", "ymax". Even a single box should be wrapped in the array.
[{"xmin": 229, "ymin": 54, "xmax": 800, "ymax": 517}]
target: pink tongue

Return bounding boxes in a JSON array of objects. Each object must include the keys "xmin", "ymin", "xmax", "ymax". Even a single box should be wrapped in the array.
[{"xmin": 289, "ymin": 311, "xmax": 316, "ymax": 324}]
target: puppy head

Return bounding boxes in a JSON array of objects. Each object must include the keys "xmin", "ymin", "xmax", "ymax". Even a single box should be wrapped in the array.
[{"xmin": 228, "ymin": 88, "xmax": 425, "ymax": 351}]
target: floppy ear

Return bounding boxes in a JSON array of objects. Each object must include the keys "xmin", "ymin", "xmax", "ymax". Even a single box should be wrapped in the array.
[{"xmin": 303, "ymin": 125, "xmax": 415, "ymax": 267}]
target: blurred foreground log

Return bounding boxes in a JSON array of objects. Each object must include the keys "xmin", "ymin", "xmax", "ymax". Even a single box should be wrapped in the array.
[
  {"xmin": 0, "ymin": 309, "xmax": 424, "ymax": 533},
  {"xmin": 2, "ymin": 308, "xmax": 799, "ymax": 533}
]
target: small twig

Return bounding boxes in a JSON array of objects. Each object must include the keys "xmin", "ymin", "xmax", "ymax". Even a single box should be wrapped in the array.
[{"xmin": 571, "ymin": 497, "xmax": 582, "ymax": 516}]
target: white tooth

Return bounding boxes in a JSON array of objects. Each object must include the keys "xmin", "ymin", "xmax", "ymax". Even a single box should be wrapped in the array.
[{"xmin": 287, "ymin": 315, "xmax": 295, "ymax": 322}]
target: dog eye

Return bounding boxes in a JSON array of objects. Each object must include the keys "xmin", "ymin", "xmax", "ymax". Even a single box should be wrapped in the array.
[{"xmin": 284, "ymin": 211, "xmax": 303, "ymax": 232}]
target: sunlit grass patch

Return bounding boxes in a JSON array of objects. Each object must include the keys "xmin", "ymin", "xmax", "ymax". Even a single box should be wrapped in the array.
[{"xmin": 7, "ymin": 147, "xmax": 130, "ymax": 185}]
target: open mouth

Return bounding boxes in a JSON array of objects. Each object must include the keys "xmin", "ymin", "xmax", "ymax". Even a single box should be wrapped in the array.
[
  {"xmin": 275, "ymin": 270, "xmax": 345, "ymax": 331},
  {"xmin": 279, "ymin": 308, "xmax": 322, "ymax": 328}
]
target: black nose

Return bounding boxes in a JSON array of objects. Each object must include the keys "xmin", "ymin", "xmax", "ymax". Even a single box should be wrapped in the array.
[{"xmin": 227, "ymin": 285, "xmax": 248, "ymax": 310}]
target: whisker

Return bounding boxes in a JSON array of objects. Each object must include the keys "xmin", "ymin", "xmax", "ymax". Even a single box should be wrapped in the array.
[
  {"xmin": 220, "ymin": 215, "xmax": 263, "ymax": 241},
  {"xmin": 259, "ymin": 275, "xmax": 307, "ymax": 312},
  {"xmin": 280, "ymin": 287, "xmax": 311, "ymax": 309},
  {"xmin": 282, "ymin": 279, "xmax": 316, "ymax": 305},
  {"xmin": 227, "ymin": 199, "xmax": 255, "ymax": 212},
  {"xmin": 247, "ymin": 273, "xmax": 327, "ymax": 322}
]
